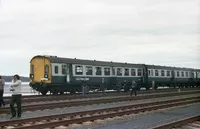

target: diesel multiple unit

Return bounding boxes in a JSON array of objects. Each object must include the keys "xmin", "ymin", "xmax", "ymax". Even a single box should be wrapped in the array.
[{"xmin": 29, "ymin": 55, "xmax": 200, "ymax": 95}]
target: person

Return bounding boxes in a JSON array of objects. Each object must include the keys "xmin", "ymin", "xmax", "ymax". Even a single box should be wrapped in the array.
[
  {"xmin": 10, "ymin": 74, "xmax": 22, "ymax": 119},
  {"xmin": 123, "ymin": 80, "xmax": 129, "ymax": 94},
  {"xmin": 130, "ymin": 80, "xmax": 137, "ymax": 96},
  {"xmin": 0, "ymin": 75, "xmax": 5, "ymax": 107},
  {"xmin": 81, "ymin": 80, "xmax": 87, "ymax": 96},
  {"xmin": 116, "ymin": 82, "xmax": 121, "ymax": 93},
  {"xmin": 101, "ymin": 78, "xmax": 105, "ymax": 95}
]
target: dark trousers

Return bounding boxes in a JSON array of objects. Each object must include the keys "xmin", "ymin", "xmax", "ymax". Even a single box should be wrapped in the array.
[
  {"xmin": 134, "ymin": 89, "xmax": 137, "ymax": 96},
  {"xmin": 0, "ymin": 90, "xmax": 5, "ymax": 107},
  {"xmin": 130, "ymin": 88, "xmax": 137, "ymax": 96},
  {"xmin": 10, "ymin": 94, "xmax": 22, "ymax": 117}
]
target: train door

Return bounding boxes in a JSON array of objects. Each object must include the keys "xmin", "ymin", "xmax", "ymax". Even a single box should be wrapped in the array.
[
  {"xmin": 66, "ymin": 64, "xmax": 70, "ymax": 83},
  {"xmin": 197, "ymin": 71, "xmax": 200, "ymax": 87},
  {"xmin": 190, "ymin": 71, "xmax": 194, "ymax": 81},
  {"xmin": 143, "ymin": 65, "xmax": 148, "ymax": 90},
  {"xmin": 171, "ymin": 70, "xmax": 175, "ymax": 87}
]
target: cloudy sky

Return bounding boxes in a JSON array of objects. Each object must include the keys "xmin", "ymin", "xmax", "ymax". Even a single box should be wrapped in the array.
[{"xmin": 0, "ymin": 0, "xmax": 199, "ymax": 77}]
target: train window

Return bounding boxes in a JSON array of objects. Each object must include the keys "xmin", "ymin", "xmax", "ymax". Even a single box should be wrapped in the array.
[
  {"xmin": 96, "ymin": 67, "xmax": 102, "ymax": 75},
  {"xmin": 55, "ymin": 66, "xmax": 58, "ymax": 74},
  {"xmin": 148, "ymin": 70, "xmax": 150, "ymax": 76},
  {"xmin": 31, "ymin": 65, "xmax": 34, "ymax": 74},
  {"xmin": 44, "ymin": 65, "xmax": 49, "ymax": 74},
  {"xmin": 155, "ymin": 70, "xmax": 159, "ymax": 76},
  {"xmin": 167, "ymin": 71, "xmax": 170, "ymax": 76},
  {"xmin": 151, "ymin": 70, "xmax": 154, "ymax": 76},
  {"xmin": 117, "ymin": 68, "xmax": 122, "ymax": 76},
  {"xmin": 191, "ymin": 72, "xmax": 194, "ymax": 78},
  {"xmin": 124, "ymin": 68, "xmax": 129, "ymax": 76},
  {"xmin": 62, "ymin": 65, "xmax": 67, "ymax": 74},
  {"xmin": 137, "ymin": 69, "xmax": 142, "ymax": 76},
  {"xmin": 75, "ymin": 65, "xmax": 83, "ymax": 75},
  {"xmin": 181, "ymin": 71, "xmax": 184, "ymax": 77},
  {"xmin": 104, "ymin": 67, "xmax": 110, "ymax": 76},
  {"xmin": 112, "ymin": 68, "xmax": 116, "ymax": 76},
  {"xmin": 131, "ymin": 69, "xmax": 136, "ymax": 76},
  {"xmin": 177, "ymin": 71, "xmax": 180, "ymax": 77},
  {"xmin": 198, "ymin": 72, "xmax": 200, "ymax": 78},
  {"xmin": 161, "ymin": 70, "xmax": 165, "ymax": 76},
  {"xmin": 86, "ymin": 66, "xmax": 93, "ymax": 75},
  {"xmin": 186, "ymin": 71, "xmax": 188, "ymax": 77},
  {"xmin": 171, "ymin": 71, "xmax": 174, "ymax": 77}
]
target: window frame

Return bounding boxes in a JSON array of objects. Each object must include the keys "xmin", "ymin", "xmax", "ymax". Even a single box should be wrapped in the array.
[
  {"xmin": 186, "ymin": 71, "xmax": 188, "ymax": 77},
  {"xmin": 124, "ymin": 68, "xmax": 129, "ymax": 76},
  {"xmin": 55, "ymin": 66, "xmax": 58, "ymax": 74},
  {"xmin": 95, "ymin": 66, "xmax": 102, "ymax": 75},
  {"xmin": 44, "ymin": 65, "xmax": 49, "ymax": 74},
  {"xmin": 131, "ymin": 69, "xmax": 136, "ymax": 76},
  {"xmin": 148, "ymin": 70, "xmax": 151, "ymax": 76},
  {"xmin": 137, "ymin": 69, "xmax": 143, "ymax": 76},
  {"xmin": 31, "ymin": 64, "xmax": 34, "ymax": 74},
  {"xmin": 86, "ymin": 66, "xmax": 93, "ymax": 75},
  {"xmin": 161, "ymin": 70, "xmax": 165, "ymax": 77},
  {"xmin": 151, "ymin": 69, "xmax": 154, "ymax": 76},
  {"xmin": 117, "ymin": 68, "xmax": 122, "ymax": 76},
  {"xmin": 62, "ymin": 64, "xmax": 67, "ymax": 74},
  {"xmin": 104, "ymin": 67, "xmax": 111, "ymax": 76},
  {"xmin": 112, "ymin": 67, "xmax": 116, "ymax": 76},
  {"xmin": 167, "ymin": 71, "xmax": 170, "ymax": 77},
  {"xmin": 75, "ymin": 65, "xmax": 83, "ymax": 75},
  {"xmin": 177, "ymin": 71, "xmax": 180, "ymax": 77},
  {"xmin": 155, "ymin": 70, "xmax": 159, "ymax": 76},
  {"xmin": 181, "ymin": 71, "xmax": 184, "ymax": 77}
]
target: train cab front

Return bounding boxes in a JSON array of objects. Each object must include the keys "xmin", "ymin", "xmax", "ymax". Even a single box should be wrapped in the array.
[
  {"xmin": 29, "ymin": 75, "xmax": 48, "ymax": 91},
  {"xmin": 29, "ymin": 55, "xmax": 52, "ymax": 95}
]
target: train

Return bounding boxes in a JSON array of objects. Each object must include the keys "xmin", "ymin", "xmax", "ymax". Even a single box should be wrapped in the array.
[{"xmin": 29, "ymin": 55, "xmax": 200, "ymax": 95}]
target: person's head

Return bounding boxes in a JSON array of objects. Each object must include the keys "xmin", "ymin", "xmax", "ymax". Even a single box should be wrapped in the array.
[{"xmin": 13, "ymin": 74, "xmax": 20, "ymax": 81}]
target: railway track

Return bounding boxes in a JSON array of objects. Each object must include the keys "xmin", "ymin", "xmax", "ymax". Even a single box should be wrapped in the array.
[
  {"xmin": 0, "ymin": 96, "xmax": 199, "ymax": 129},
  {"xmin": 3, "ymin": 90, "xmax": 200, "ymax": 106},
  {"xmin": 3, "ymin": 88, "xmax": 199, "ymax": 104},
  {"xmin": 152, "ymin": 115, "xmax": 200, "ymax": 129},
  {"xmin": 1, "ymin": 90, "xmax": 200, "ymax": 113}
]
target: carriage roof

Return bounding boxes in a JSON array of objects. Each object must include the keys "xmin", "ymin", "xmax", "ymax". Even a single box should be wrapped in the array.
[
  {"xmin": 32, "ymin": 55, "xmax": 145, "ymax": 68},
  {"xmin": 31, "ymin": 55, "xmax": 199, "ymax": 71}
]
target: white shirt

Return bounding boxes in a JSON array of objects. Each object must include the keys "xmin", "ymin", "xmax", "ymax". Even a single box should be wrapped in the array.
[{"xmin": 11, "ymin": 79, "xmax": 22, "ymax": 95}]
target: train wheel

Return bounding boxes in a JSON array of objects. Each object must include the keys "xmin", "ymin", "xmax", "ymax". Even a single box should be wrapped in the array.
[
  {"xmin": 41, "ymin": 90, "xmax": 48, "ymax": 95},
  {"xmin": 59, "ymin": 92, "xmax": 64, "ymax": 95},
  {"xmin": 137, "ymin": 87, "xmax": 141, "ymax": 91},
  {"xmin": 69, "ymin": 88, "xmax": 76, "ymax": 94},
  {"xmin": 154, "ymin": 85, "xmax": 158, "ymax": 90},
  {"xmin": 145, "ymin": 86, "xmax": 150, "ymax": 90},
  {"xmin": 52, "ymin": 91, "xmax": 58, "ymax": 95}
]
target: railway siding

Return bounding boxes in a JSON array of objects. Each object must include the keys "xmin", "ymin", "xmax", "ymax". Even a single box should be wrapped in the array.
[
  {"xmin": 0, "ymin": 96, "xmax": 199, "ymax": 128},
  {"xmin": 0, "ymin": 90, "xmax": 200, "ymax": 128},
  {"xmin": 0, "ymin": 90, "xmax": 199, "ymax": 115}
]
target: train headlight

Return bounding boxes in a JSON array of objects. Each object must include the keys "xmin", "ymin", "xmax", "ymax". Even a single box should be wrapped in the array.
[
  {"xmin": 44, "ymin": 74, "xmax": 48, "ymax": 78},
  {"xmin": 30, "ymin": 74, "xmax": 34, "ymax": 78}
]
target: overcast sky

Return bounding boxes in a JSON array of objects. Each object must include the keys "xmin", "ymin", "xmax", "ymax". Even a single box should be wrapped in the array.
[{"xmin": 0, "ymin": 0, "xmax": 200, "ymax": 77}]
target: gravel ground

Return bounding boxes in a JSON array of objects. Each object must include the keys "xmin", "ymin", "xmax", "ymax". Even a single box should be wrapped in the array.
[{"xmin": 70, "ymin": 103, "xmax": 200, "ymax": 129}]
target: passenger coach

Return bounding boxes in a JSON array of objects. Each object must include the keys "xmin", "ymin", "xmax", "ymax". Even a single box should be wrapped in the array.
[{"xmin": 29, "ymin": 55, "xmax": 200, "ymax": 95}]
